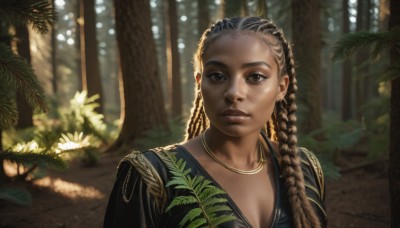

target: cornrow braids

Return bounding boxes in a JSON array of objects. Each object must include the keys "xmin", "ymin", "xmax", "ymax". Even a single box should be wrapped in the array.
[{"xmin": 184, "ymin": 17, "xmax": 321, "ymax": 227}]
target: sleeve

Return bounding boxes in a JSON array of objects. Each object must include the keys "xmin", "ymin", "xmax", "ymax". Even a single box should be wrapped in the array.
[
  {"xmin": 299, "ymin": 147, "xmax": 327, "ymax": 228},
  {"xmin": 103, "ymin": 152, "xmax": 166, "ymax": 228}
]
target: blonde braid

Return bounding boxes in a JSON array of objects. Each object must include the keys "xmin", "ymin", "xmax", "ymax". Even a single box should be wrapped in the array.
[{"xmin": 185, "ymin": 91, "xmax": 203, "ymax": 140}]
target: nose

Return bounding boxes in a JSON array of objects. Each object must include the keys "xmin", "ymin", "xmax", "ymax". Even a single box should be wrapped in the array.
[{"xmin": 224, "ymin": 77, "xmax": 245, "ymax": 103}]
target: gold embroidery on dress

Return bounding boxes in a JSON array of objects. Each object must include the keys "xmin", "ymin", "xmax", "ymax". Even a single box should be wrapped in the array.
[
  {"xmin": 119, "ymin": 151, "xmax": 167, "ymax": 212},
  {"xmin": 300, "ymin": 147, "xmax": 325, "ymax": 199}
]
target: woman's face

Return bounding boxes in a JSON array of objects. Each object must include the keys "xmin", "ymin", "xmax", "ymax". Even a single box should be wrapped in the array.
[{"xmin": 198, "ymin": 33, "xmax": 288, "ymax": 137}]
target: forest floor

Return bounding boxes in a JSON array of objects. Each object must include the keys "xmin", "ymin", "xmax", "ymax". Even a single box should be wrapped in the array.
[{"xmin": 0, "ymin": 151, "xmax": 390, "ymax": 228}]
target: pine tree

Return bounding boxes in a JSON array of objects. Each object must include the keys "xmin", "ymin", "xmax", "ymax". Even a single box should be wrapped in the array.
[{"xmin": 0, "ymin": 0, "xmax": 60, "ymax": 204}]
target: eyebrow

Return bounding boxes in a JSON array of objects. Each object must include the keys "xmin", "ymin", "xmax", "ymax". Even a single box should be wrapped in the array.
[{"xmin": 204, "ymin": 60, "xmax": 271, "ymax": 69}]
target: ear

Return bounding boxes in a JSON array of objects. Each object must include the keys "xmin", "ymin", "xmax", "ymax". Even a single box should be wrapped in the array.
[
  {"xmin": 277, "ymin": 75, "xmax": 289, "ymax": 101},
  {"xmin": 195, "ymin": 73, "xmax": 201, "ymax": 87}
]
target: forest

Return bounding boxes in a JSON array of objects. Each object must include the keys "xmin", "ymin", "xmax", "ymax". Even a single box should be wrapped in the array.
[{"xmin": 0, "ymin": 0, "xmax": 399, "ymax": 227}]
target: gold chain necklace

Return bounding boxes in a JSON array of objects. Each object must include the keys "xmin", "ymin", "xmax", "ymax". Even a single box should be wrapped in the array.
[{"xmin": 201, "ymin": 132, "xmax": 265, "ymax": 175}]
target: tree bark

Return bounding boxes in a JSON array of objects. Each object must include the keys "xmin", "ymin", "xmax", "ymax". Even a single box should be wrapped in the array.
[
  {"xmin": 80, "ymin": 0, "xmax": 104, "ymax": 114},
  {"xmin": 166, "ymin": 0, "xmax": 182, "ymax": 118},
  {"xmin": 110, "ymin": 0, "xmax": 169, "ymax": 151},
  {"xmin": 355, "ymin": 0, "xmax": 371, "ymax": 120},
  {"xmin": 15, "ymin": 25, "xmax": 33, "ymax": 129},
  {"xmin": 291, "ymin": 0, "xmax": 322, "ymax": 134},
  {"xmin": 198, "ymin": 0, "xmax": 210, "ymax": 37},
  {"xmin": 256, "ymin": 0, "xmax": 268, "ymax": 18},
  {"xmin": 342, "ymin": 0, "xmax": 353, "ymax": 120},
  {"xmin": 388, "ymin": 1, "xmax": 400, "ymax": 226},
  {"xmin": 51, "ymin": 0, "xmax": 57, "ymax": 94}
]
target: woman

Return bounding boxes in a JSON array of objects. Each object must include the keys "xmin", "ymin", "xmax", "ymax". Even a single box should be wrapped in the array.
[{"xmin": 104, "ymin": 17, "xmax": 326, "ymax": 228}]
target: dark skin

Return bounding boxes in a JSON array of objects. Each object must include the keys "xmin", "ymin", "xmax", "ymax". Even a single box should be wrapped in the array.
[{"xmin": 181, "ymin": 33, "xmax": 289, "ymax": 228}]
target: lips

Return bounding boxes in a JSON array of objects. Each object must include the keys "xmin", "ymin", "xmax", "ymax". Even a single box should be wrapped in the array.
[{"xmin": 220, "ymin": 109, "xmax": 250, "ymax": 117}]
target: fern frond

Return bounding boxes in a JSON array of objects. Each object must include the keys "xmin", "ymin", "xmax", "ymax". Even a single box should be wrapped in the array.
[
  {"xmin": 188, "ymin": 217, "xmax": 207, "ymax": 228},
  {"xmin": 0, "ymin": 43, "xmax": 47, "ymax": 113},
  {"xmin": 56, "ymin": 132, "xmax": 98, "ymax": 153},
  {"xmin": 0, "ymin": 0, "xmax": 56, "ymax": 34},
  {"xmin": 332, "ymin": 29, "xmax": 400, "ymax": 61},
  {"xmin": 180, "ymin": 208, "xmax": 202, "ymax": 227},
  {"xmin": 159, "ymin": 150, "xmax": 236, "ymax": 227},
  {"xmin": 1, "ymin": 149, "xmax": 67, "ymax": 170},
  {"xmin": 166, "ymin": 195, "xmax": 198, "ymax": 212}
]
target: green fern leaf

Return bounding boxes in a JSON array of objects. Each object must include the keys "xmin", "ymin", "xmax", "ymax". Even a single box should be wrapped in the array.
[
  {"xmin": 159, "ymin": 150, "xmax": 236, "ymax": 227},
  {"xmin": 211, "ymin": 214, "xmax": 237, "ymax": 227},
  {"xmin": 206, "ymin": 205, "xmax": 233, "ymax": 214},
  {"xmin": 187, "ymin": 217, "xmax": 207, "ymax": 228},
  {"xmin": 200, "ymin": 187, "xmax": 227, "ymax": 201},
  {"xmin": 179, "ymin": 208, "xmax": 202, "ymax": 227},
  {"xmin": 202, "ymin": 197, "xmax": 229, "ymax": 208},
  {"xmin": 166, "ymin": 195, "xmax": 198, "ymax": 212}
]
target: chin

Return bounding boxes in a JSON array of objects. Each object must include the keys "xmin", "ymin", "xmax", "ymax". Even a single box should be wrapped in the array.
[{"xmin": 212, "ymin": 124, "xmax": 258, "ymax": 138}]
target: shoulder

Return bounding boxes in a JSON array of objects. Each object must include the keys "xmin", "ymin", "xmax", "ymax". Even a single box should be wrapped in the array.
[
  {"xmin": 117, "ymin": 145, "xmax": 180, "ymax": 211},
  {"xmin": 298, "ymin": 147, "xmax": 324, "ymax": 198},
  {"xmin": 297, "ymin": 147, "xmax": 327, "ymax": 224}
]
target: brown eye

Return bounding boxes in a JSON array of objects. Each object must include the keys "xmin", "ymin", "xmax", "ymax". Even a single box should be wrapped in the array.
[
  {"xmin": 247, "ymin": 73, "xmax": 267, "ymax": 83},
  {"xmin": 206, "ymin": 73, "xmax": 227, "ymax": 82}
]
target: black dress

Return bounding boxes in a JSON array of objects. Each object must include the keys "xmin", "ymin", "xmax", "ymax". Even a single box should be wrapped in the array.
[{"xmin": 104, "ymin": 135, "xmax": 326, "ymax": 227}]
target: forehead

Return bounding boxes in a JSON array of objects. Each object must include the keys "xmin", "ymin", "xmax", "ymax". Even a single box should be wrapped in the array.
[{"xmin": 202, "ymin": 32, "xmax": 276, "ymax": 67}]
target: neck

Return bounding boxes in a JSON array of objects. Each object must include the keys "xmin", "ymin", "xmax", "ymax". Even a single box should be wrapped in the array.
[{"xmin": 205, "ymin": 126, "xmax": 261, "ymax": 165}]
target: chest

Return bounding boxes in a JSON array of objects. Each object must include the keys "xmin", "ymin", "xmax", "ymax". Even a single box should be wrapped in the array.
[{"xmin": 208, "ymin": 164, "xmax": 277, "ymax": 228}]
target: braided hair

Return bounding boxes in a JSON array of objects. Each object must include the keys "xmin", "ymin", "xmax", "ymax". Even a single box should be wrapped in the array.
[{"xmin": 184, "ymin": 17, "xmax": 320, "ymax": 228}]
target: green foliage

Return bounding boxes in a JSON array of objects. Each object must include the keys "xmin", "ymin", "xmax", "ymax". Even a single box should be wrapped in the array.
[
  {"xmin": 60, "ymin": 91, "xmax": 108, "ymax": 144},
  {"xmin": 0, "ymin": 43, "xmax": 47, "ymax": 130},
  {"xmin": 332, "ymin": 28, "xmax": 400, "ymax": 65},
  {"xmin": 332, "ymin": 28, "xmax": 395, "ymax": 159},
  {"xmin": 134, "ymin": 119, "xmax": 185, "ymax": 151},
  {"xmin": 299, "ymin": 119, "xmax": 365, "ymax": 180},
  {"xmin": 0, "ymin": 188, "xmax": 32, "ymax": 206},
  {"xmin": 1, "ymin": 91, "xmax": 110, "ymax": 183},
  {"xmin": 56, "ymin": 132, "xmax": 101, "ymax": 166},
  {"xmin": 0, "ymin": 0, "xmax": 56, "ymax": 34},
  {"xmin": 160, "ymin": 151, "xmax": 236, "ymax": 228},
  {"xmin": 362, "ymin": 95, "xmax": 390, "ymax": 158}
]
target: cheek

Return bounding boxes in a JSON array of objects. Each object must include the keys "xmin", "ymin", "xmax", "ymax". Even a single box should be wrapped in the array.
[{"xmin": 252, "ymin": 88, "xmax": 278, "ymax": 119}]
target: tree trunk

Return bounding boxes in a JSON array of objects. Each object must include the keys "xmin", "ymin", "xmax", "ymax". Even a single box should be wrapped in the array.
[
  {"xmin": 110, "ymin": 0, "xmax": 169, "ymax": 151},
  {"xmin": 342, "ymin": 0, "xmax": 352, "ymax": 120},
  {"xmin": 355, "ymin": 0, "xmax": 371, "ymax": 120},
  {"xmin": 388, "ymin": 1, "xmax": 400, "ymax": 226},
  {"xmin": 223, "ymin": 0, "xmax": 242, "ymax": 18},
  {"xmin": 80, "ymin": 0, "xmax": 104, "ymax": 114},
  {"xmin": 256, "ymin": 0, "xmax": 268, "ymax": 18},
  {"xmin": 0, "ymin": 129, "xmax": 7, "ymax": 184},
  {"xmin": 15, "ymin": 25, "xmax": 33, "ymax": 129},
  {"xmin": 291, "ymin": 0, "xmax": 322, "ymax": 134},
  {"xmin": 51, "ymin": 0, "xmax": 57, "ymax": 94},
  {"xmin": 166, "ymin": 0, "xmax": 182, "ymax": 118},
  {"xmin": 75, "ymin": 0, "xmax": 82, "ymax": 91},
  {"xmin": 198, "ymin": 0, "xmax": 210, "ymax": 37}
]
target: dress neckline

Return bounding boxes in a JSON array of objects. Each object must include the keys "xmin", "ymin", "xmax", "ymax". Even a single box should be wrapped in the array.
[{"xmin": 175, "ymin": 134, "xmax": 282, "ymax": 228}]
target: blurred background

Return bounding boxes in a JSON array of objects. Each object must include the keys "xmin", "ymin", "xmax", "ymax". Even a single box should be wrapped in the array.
[{"xmin": 0, "ymin": 0, "xmax": 397, "ymax": 227}]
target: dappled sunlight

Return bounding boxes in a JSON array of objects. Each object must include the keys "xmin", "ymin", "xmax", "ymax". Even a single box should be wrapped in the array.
[{"xmin": 34, "ymin": 177, "xmax": 104, "ymax": 200}]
